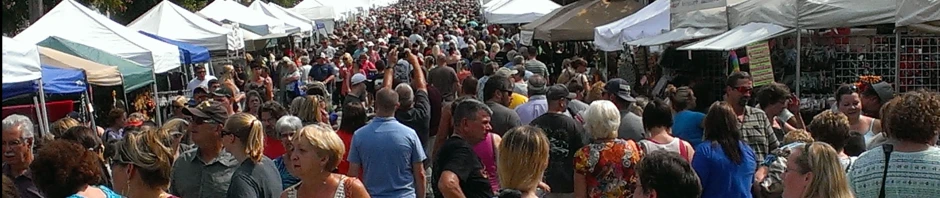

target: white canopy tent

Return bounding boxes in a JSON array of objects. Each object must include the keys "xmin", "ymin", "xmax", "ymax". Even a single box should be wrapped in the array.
[
  {"xmin": 729, "ymin": 0, "xmax": 896, "ymax": 29},
  {"xmin": 129, "ymin": 0, "xmax": 241, "ymax": 51},
  {"xmin": 293, "ymin": 0, "xmax": 348, "ymax": 21},
  {"xmin": 270, "ymin": 3, "xmax": 335, "ymax": 35},
  {"xmin": 594, "ymin": 0, "xmax": 670, "ymax": 51},
  {"xmin": 2, "ymin": 37, "xmax": 43, "ymax": 84},
  {"xmin": 16, "ymin": 0, "xmax": 181, "ymax": 73},
  {"xmin": 483, "ymin": 0, "xmax": 510, "ymax": 11},
  {"xmin": 484, "ymin": 0, "xmax": 560, "ymax": 24},
  {"xmin": 897, "ymin": 0, "xmax": 940, "ymax": 33},
  {"xmin": 626, "ymin": 27, "xmax": 724, "ymax": 46},
  {"xmin": 678, "ymin": 23, "xmax": 793, "ymax": 50},
  {"xmin": 249, "ymin": 1, "xmax": 314, "ymax": 33},
  {"xmin": 199, "ymin": 0, "xmax": 293, "ymax": 36}
]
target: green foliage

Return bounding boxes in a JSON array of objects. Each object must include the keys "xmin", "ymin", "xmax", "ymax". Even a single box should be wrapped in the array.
[{"xmin": 171, "ymin": 0, "xmax": 206, "ymax": 12}]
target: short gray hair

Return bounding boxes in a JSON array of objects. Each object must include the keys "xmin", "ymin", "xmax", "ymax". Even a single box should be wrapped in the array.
[
  {"xmin": 583, "ymin": 100, "xmax": 621, "ymax": 139},
  {"xmin": 452, "ymin": 99, "xmax": 492, "ymax": 128},
  {"xmin": 276, "ymin": 116, "xmax": 304, "ymax": 135},
  {"xmin": 3, "ymin": 114, "xmax": 35, "ymax": 139},
  {"xmin": 512, "ymin": 55, "xmax": 525, "ymax": 65},
  {"xmin": 396, "ymin": 83, "xmax": 415, "ymax": 107}
]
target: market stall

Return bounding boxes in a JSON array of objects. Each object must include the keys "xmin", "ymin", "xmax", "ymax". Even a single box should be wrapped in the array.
[
  {"xmin": 199, "ymin": 0, "xmax": 294, "ymax": 36},
  {"xmin": 128, "ymin": 0, "xmax": 243, "ymax": 52}
]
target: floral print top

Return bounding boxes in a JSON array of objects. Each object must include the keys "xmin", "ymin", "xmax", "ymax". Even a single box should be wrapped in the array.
[{"xmin": 574, "ymin": 139, "xmax": 643, "ymax": 198}]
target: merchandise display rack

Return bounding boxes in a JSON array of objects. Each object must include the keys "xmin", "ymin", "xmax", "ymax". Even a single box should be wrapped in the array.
[{"xmin": 897, "ymin": 35, "xmax": 940, "ymax": 92}]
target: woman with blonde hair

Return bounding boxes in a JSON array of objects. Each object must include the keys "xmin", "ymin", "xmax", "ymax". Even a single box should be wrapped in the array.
[
  {"xmin": 670, "ymin": 86, "xmax": 706, "ymax": 146},
  {"xmin": 574, "ymin": 100, "xmax": 643, "ymax": 198},
  {"xmin": 222, "ymin": 113, "xmax": 282, "ymax": 198},
  {"xmin": 297, "ymin": 95, "xmax": 329, "ymax": 125},
  {"xmin": 782, "ymin": 142, "xmax": 853, "ymax": 198},
  {"xmin": 219, "ymin": 64, "xmax": 245, "ymax": 103},
  {"xmin": 50, "ymin": 117, "xmax": 81, "ymax": 138},
  {"xmin": 488, "ymin": 43, "xmax": 501, "ymax": 60},
  {"xmin": 111, "ymin": 129, "xmax": 179, "ymax": 198},
  {"xmin": 497, "ymin": 126, "xmax": 550, "ymax": 198},
  {"xmin": 160, "ymin": 118, "xmax": 192, "ymax": 160},
  {"xmin": 281, "ymin": 125, "xmax": 369, "ymax": 198}
]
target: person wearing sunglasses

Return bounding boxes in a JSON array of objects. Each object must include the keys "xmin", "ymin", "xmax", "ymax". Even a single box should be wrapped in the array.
[
  {"xmin": 221, "ymin": 113, "xmax": 282, "ymax": 198},
  {"xmin": 111, "ymin": 129, "xmax": 179, "ymax": 198},
  {"xmin": 723, "ymin": 71, "xmax": 779, "ymax": 185},
  {"xmin": 171, "ymin": 101, "xmax": 237, "ymax": 198}
]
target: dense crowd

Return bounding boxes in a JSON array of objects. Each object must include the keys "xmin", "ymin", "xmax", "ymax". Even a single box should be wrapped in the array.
[{"xmin": 4, "ymin": 0, "xmax": 940, "ymax": 198}]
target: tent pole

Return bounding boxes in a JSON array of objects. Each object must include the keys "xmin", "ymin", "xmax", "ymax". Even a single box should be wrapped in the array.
[
  {"xmin": 32, "ymin": 96, "xmax": 45, "ymax": 138},
  {"xmin": 153, "ymin": 70, "xmax": 163, "ymax": 124},
  {"xmin": 37, "ymin": 79, "xmax": 51, "ymax": 137},
  {"xmin": 795, "ymin": 0, "xmax": 802, "ymax": 97},
  {"xmin": 86, "ymin": 86, "xmax": 97, "ymax": 131}
]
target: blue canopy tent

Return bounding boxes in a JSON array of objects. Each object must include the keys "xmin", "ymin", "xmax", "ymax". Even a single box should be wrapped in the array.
[
  {"xmin": 139, "ymin": 31, "xmax": 210, "ymax": 64},
  {"xmin": 2, "ymin": 65, "xmax": 87, "ymax": 99}
]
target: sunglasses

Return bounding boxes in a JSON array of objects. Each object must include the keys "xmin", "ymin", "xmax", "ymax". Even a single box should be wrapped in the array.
[{"xmin": 733, "ymin": 86, "xmax": 753, "ymax": 94}]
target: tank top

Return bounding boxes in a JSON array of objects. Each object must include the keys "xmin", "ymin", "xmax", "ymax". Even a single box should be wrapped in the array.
[
  {"xmin": 471, "ymin": 133, "xmax": 499, "ymax": 192},
  {"xmin": 638, "ymin": 138, "xmax": 692, "ymax": 161},
  {"xmin": 862, "ymin": 120, "xmax": 876, "ymax": 144},
  {"xmin": 285, "ymin": 175, "xmax": 351, "ymax": 198}
]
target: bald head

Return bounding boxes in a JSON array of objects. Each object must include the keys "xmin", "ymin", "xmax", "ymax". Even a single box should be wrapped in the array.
[{"xmin": 375, "ymin": 88, "xmax": 400, "ymax": 114}]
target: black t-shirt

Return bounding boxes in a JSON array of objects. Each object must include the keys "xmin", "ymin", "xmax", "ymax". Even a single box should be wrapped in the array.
[
  {"xmin": 344, "ymin": 93, "xmax": 364, "ymax": 106},
  {"xmin": 493, "ymin": 51, "xmax": 509, "ymax": 66},
  {"xmin": 529, "ymin": 113, "xmax": 585, "ymax": 193},
  {"xmin": 433, "ymin": 136, "xmax": 494, "ymax": 198},
  {"xmin": 226, "ymin": 157, "xmax": 282, "ymax": 198},
  {"xmin": 395, "ymin": 90, "xmax": 431, "ymax": 149}
]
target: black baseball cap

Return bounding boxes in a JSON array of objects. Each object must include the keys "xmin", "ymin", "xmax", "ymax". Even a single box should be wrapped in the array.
[
  {"xmin": 605, "ymin": 78, "xmax": 636, "ymax": 102},
  {"xmin": 183, "ymin": 100, "xmax": 229, "ymax": 124},
  {"xmin": 546, "ymin": 85, "xmax": 576, "ymax": 101},
  {"xmin": 870, "ymin": 82, "xmax": 895, "ymax": 102}
]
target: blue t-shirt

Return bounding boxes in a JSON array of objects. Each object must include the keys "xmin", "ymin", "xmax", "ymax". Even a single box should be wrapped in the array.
[
  {"xmin": 348, "ymin": 117, "xmax": 427, "ymax": 198},
  {"xmin": 67, "ymin": 186, "xmax": 122, "ymax": 198},
  {"xmin": 308, "ymin": 63, "xmax": 336, "ymax": 82},
  {"xmin": 693, "ymin": 141, "xmax": 757, "ymax": 198},
  {"xmin": 273, "ymin": 156, "xmax": 300, "ymax": 190},
  {"xmin": 673, "ymin": 110, "xmax": 706, "ymax": 147}
]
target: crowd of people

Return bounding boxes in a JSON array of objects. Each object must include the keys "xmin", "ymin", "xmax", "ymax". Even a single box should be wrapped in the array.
[{"xmin": 4, "ymin": 0, "xmax": 940, "ymax": 198}]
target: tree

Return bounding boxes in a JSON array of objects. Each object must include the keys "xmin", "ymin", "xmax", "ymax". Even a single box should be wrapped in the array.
[{"xmin": 1, "ymin": 0, "xmax": 128, "ymax": 36}]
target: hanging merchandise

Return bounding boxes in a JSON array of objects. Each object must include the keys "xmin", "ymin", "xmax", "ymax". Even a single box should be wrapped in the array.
[{"xmin": 729, "ymin": 50, "xmax": 740, "ymax": 72}]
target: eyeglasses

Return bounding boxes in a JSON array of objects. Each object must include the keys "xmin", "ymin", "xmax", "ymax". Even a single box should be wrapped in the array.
[
  {"xmin": 733, "ymin": 86, "xmax": 753, "ymax": 94},
  {"xmin": 1, "ymin": 139, "xmax": 26, "ymax": 147}
]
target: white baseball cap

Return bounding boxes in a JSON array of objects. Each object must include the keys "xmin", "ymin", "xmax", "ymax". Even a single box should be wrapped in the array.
[{"xmin": 351, "ymin": 73, "xmax": 368, "ymax": 85}]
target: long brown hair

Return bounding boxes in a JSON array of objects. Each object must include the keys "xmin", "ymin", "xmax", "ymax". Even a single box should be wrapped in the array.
[{"xmin": 702, "ymin": 102, "xmax": 745, "ymax": 163}]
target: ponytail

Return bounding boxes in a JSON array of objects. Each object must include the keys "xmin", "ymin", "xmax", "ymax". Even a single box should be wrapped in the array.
[{"xmin": 245, "ymin": 119, "xmax": 265, "ymax": 163}]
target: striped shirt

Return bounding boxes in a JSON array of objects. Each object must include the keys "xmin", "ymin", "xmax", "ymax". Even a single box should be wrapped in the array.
[
  {"xmin": 848, "ymin": 146, "xmax": 940, "ymax": 198},
  {"xmin": 738, "ymin": 106, "xmax": 779, "ymax": 165},
  {"xmin": 524, "ymin": 59, "xmax": 549, "ymax": 78}
]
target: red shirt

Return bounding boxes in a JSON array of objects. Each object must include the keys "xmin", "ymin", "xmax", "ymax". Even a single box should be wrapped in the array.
[
  {"xmin": 263, "ymin": 137, "xmax": 286, "ymax": 159},
  {"xmin": 337, "ymin": 130, "xmax": 354, "ymax": 175}
]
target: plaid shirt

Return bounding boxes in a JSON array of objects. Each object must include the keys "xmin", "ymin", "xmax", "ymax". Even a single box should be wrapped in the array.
[{"xmin": 739, "ymin": 106, "xmax": 780, "ymax": 165}]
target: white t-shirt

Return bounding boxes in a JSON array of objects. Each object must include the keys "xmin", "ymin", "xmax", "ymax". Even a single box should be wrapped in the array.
[
  {"xmin": 187, "ymin": 75, "xmax": 217, "ymax": 92},
  {"xmin": 300, "ymin": 65, "xmax": 313, "ymax": 84}
]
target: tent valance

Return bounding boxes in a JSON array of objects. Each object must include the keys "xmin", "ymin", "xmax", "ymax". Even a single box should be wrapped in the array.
[
  {"xmin": 39, "ymin": 47, "xmax": 123, "ymax": 87},
  {"xmin": 594, "ymin": 0, "xmax": 670, "ymax": 51},
  {"xmin": 199, "ymin": 0, "xmax": 290, "ymax": 36},
  {"xmin": 627, "ymin": 27, "xmax": 724, "ymax": 46},
  {"xmin": 678, "ymin": 23, "xmax": 792, "ymax": 51},
  {"xmin": 129, "ymin": 0, "xmax": 240, "ymax": 51},
  {"xmin": 2, "ymin": 37, "xmax": 42, "ymax": 84},
  {"xmin": 140, "ymin": 31, "xmax": 210, "ymax": 64},
  {"xmin": 2, "ymin": 65, "xmax": 87, "ymax": 99},
  {"xmin": 39, "ymin": 37, "xmax": 154, "ymax": 91}
]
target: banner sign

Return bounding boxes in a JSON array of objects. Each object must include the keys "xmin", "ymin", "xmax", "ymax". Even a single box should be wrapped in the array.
[{"xmin": 746, "ymin": 41, "xmax": 775, "ymax": 86}]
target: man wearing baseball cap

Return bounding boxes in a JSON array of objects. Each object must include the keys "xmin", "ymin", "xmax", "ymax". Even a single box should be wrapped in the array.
[
  {"xmin": 213, "ymin": 87, "xmax": 236, "ymax": 115},
  {"xmin": 860, "ymin": 82, "xmax": 894, "ymax": 119},
  {"xmin": 344, "ymin": 73, "xmax": 369, "ymax": 107},
  {"xmin": 171, "ymin": 100, "xmax": 237, "ymax": 198},
  {"xmin": 529, "ymin": 84, "xmax": 585, "ymax": 197},
  {"xmin": 604, "ymin": 78, "xmax": 645, "ymax": 141}
]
